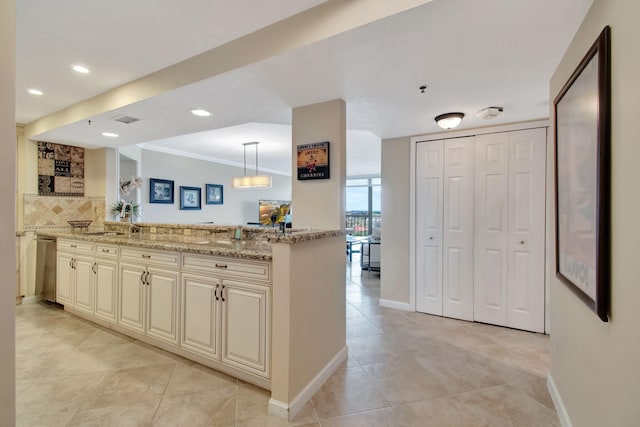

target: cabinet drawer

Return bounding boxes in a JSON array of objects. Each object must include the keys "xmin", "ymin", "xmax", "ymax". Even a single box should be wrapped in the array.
[
  {"xmin": 182, "ymin": 254, "xmax": 271, "ymax": 283},
  {"xmin": 120, "ymin": 247, "xmax": 179, "ymax": 267},
  {"xmin": 96, "ymin": 244, "xmax": 118, "ymax": 258},
  {"xmin": 58, "ymin": 239, "xmax": 94, "ymax": 254}
]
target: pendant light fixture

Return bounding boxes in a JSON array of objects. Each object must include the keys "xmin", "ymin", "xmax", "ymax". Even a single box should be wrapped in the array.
[
  {"xmin": 231, "ymin": 142, "xmax": 272, "ymax": 189},
  {"xmin": 435, "ymin": 112, "xmax": 465, "ymax": 130}
]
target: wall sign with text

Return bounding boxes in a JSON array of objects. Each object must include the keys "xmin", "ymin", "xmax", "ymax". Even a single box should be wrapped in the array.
[
  {"xmin": 38, "ymin": 142, "xmax": 85, "ymax": 196},
  {"xmin": 297, "ymin": 141, "xmax": 330, "ymax": 180}
]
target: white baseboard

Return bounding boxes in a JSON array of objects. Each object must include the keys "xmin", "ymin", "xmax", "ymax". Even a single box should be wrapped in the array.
[
  {"xmin": 267, "ymin": 398, "xmax": 289, "ymax": 419},
  {"xmin": 21, "ymin": 295, "xmax": 43, "ymax": 304},
  {"xmin": 547, "ymin": 374, "xmax": 573, "ymax": 427},
  {"xmin": 268, "ymin": 345, "xmax": 348, "ymax": 421},
  {"xmin": 379, "ymin": 298, "xmax": 412, "ymax": 311}
]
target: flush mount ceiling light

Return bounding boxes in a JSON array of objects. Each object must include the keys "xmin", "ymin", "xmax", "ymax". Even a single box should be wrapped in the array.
[
  {"xmin": 72, "ymin": 64, "xmax": 90, "ymax": 74},
  {"xmin": 435, "ymin": 112, "xmax": 465, "ymax": 130},
  {"xmin": 27, "ymin": 88, "xmax": 43, "ymax": 95},
  {"xmin": 101, "ymin": 132, "xmax": 119, "ymax": 138},
  {"xmin": 231, "ymin": 142, "xmax": 272, "ymax": 189},
  {"xmin": 191, "ymin": 109, "xmax": 211, "ymax": 117}
]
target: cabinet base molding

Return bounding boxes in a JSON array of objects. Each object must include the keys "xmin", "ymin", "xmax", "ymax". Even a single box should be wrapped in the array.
[
  {"xmin": 63, "ymin": 305, "xmax": 271, "ymax": 391},
  {"xmin": 547, "ymin": 374, "xmax": 573, "ymax": 427},
  {"xmin": 269, "ymin": 346, "xmax": 348, "ymax": 421},
  {"xmin": 379, "ymin": 299, "xmax": 412, "ymax": 311},
  {"xmin": 21, "ymin": 295, "xmax": 43, "ymax": 305}
]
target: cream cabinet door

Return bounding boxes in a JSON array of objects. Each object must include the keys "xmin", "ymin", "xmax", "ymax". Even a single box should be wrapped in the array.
[
  {"xmin": 118, "ymin": 262, "xmax": 146, "ymax": 335},
  {"xmin": 56, "ymin": 252, "xmax": 74, "ymax": 306},
  {"xmin": 181, "ymin": 273, "xmax": 221, "ymax": 359},
  {"xmin": 221, "ymin": 280, "xmax": 270, "ymax": 379},
  {"xmin": 95, "ymin": 258, "xmax": 118, "ymax": 323},
  {"xmin": 73, "ymin": 256, "xmax": 95, "ymax": 316},
  {"xmin": 146, "ymin": 267, "xmax": 180, "ymax": 345}
]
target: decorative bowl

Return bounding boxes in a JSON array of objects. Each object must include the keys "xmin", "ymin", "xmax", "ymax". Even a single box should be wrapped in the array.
[{"xmin": 67, "ymin": 220, "xmax": 92, "ymax": 229}]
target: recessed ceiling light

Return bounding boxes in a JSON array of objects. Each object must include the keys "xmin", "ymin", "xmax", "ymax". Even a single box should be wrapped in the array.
[
  {"xmin": 102, "ymin": 132, "xmax": 119, "ymax": 138},
  {"xmin": 191, "ymin": 109, "xmax": 211, "ymax": 117},
  {"xmin": 27, "ymin": 88, "xmax": 43, "ymax": 95},
  {"xmin": 72, "ymin": 65, "xmax": 90, "ymax": 74}
]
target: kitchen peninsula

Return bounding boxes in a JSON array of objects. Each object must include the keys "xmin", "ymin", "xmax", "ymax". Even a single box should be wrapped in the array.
[{"xmin": 41, "ymin": 221, "xmax": 347, "ymax": 420}]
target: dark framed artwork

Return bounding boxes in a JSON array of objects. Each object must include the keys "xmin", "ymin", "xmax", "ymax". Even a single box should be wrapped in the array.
[
  {"xmin": 149, "ymin": 178, "xmax": 174, "ymax": 204},
  {"xmin": 296, "ymin": 141, "xmax": 330, "ymax": 180},
  {"xmin": 180, "ymin": 186, "xmax": 201, "ymax": 210},
  {"xmin": 554, "ymin": 26, "xmax": 611, "ymax": 322},
  {"xmin": 205, "ymin": 184, "xmax": 223, "ymax": 205}
]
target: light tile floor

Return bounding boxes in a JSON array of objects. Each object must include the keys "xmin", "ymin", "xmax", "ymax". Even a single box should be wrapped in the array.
[{"xmin": 16, "ymin": 256, "xmax": 558, "ymax": 426}]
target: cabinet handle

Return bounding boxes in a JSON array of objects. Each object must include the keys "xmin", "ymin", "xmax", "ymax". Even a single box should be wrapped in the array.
[
  {"xmin": 215, "ymin": 263, "xmax": 228, "ymax": 269},
  {"xmin": 142, "ymin": 254, "xmax": 151, "ymax": 259},
  {"xmin": 101, "ymin": 248, "xmax": 110, "ymax": 253},
  {"xmin": 72, "ymin": 258, "xmax": 76, "ymax": 269},
  {"xmin": 69, "ymin": 259, "xmax": 73, "ymax": 269},
  {"xmin": 215, "ymin": 284, "xmax": 219, "ymax": 301},
  {"xmin": 520, "ymin": 240, "xmax": 525, "ymax": 244},
  {"xmin": 70, "ymin": 244, "xmax": 77, "ymax": 248},
  {"xmin": 140, "ymin": 271, "xmax": 146, "ymax": 285},
  {"xmin": 92, "ymin": 262, "xmax": 97, "ymax": 274},
  {"xmin": 221, "ymin": 285, "xmax": 225, "ymax": 302},
  {"xmin": 144, "ymin": 271, "xmax": 150, "ymax": 286}
]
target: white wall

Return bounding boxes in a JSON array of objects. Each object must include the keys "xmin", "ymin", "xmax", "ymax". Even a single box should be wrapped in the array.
[
  {"xmin": 548, "ymin": 1, "xmax": 640, "ymax": 425},
  {"xmin": 139, "ymin": 149, "xmax": 291, "ymax": 225},
  {"xmin": 1, "ymin": 0, "xmax": 16, "ymax": 424}
]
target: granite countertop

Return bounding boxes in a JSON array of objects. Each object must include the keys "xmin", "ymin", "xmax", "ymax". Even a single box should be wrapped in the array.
[{"xmin": 38, "ymin": 228, "xmax": 347, "ymax": 261}]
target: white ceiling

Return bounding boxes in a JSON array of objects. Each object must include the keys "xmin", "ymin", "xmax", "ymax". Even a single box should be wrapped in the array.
[{"xmin": 17, "ymin": 0, "xmax": 593, "ymax": 177}]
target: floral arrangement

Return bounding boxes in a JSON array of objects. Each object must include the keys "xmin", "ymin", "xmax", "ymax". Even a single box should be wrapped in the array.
[{"xmin": 120, "ymin": 176, "xmax": 143, "ymax": 195}]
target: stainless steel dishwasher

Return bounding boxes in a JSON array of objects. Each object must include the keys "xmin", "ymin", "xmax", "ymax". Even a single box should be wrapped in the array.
[{"xmin": 35, "ymin": 235, "xmax": 57, "ymax": 302}]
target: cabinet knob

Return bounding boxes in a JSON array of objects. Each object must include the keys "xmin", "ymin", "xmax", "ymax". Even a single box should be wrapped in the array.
[{"xmin": 520, "ymin": 240, "xmax": 525, "ymax": 244}]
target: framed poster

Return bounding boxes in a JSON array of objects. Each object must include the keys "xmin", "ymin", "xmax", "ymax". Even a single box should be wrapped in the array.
[
  {"xmin": 297, "ymin": 141, "xmax": 330, "ymax": 180},
  {"xmin": 38, "ymin": 142, "xmax": 84, "ymax": 196},
  {"xmin": 180, "ymin": 186, "xmax": 201, "ymax": 210},
  {"xmin": 149, "ymin": 178, "xmax": 174, "ymax": 204},
  {"xmin": 554, "ymin": 26, "xmax": 611, "ymax": 322},
  {"xmin": 205, "ymin": 184, "xmax": 223, "ymax": 205}
]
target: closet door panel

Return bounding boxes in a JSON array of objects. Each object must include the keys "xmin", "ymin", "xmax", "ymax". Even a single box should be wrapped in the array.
[
  {"xmin": 507, "ymin": 129, "xmax": 546, "ymax": 332},
  {"xmin": 442, "ymin": 137, "xmax": 474, "ymax": 321},
  {"xmin": 416, "ymin": 140, "xmax": 444, "ymax": 315},
  {"xmin": 474, "ymin": 133, "xmax": 509, "ymax": 326}
]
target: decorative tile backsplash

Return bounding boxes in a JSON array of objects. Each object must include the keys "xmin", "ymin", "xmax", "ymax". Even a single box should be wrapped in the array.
[{"xmin": 23, "ymin": 194, "xmax": 105, "ymax": 230}]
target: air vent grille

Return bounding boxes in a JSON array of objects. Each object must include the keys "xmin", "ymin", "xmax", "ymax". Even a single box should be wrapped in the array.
[{"xmin": 113, "ymin": 115, "xmax": 140, "ymax": 124}]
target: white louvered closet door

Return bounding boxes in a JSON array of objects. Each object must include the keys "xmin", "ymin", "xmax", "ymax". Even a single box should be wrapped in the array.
[{"xmin": 416, "ymin": 140, "xmax": 444, "ymax": 315}]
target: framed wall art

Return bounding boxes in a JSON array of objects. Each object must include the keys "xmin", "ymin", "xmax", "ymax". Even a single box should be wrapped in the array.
[
  {"xmin": 297, "ymin": 141, "xmax": 330, "ymax": 180},
  {"xmin": 180, "ymin": 186, "xmax": 201, "ymax": 210},
  {"xmin": 554, "ymin": 26, "xmax": 611, "ymax": 322},
  {"xmin": 149, "ymin": 178, "xmax": 174, "ymax": 204},
  {"xmin": 205, "ymin": 184, "xmax": 223, "ymax": 205}
]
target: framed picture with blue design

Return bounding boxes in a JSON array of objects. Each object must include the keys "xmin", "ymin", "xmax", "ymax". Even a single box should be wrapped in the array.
[
  {"xmin": 180, "ymin": 186, "xmax": 201, "ymax": 210},
  {"xmin": 206, "ymin": 184, "xmax": 223, "ymax": 205},
  {"xmin": 149, "ymin": 178, "xmax": 174, "ymax": 204}
]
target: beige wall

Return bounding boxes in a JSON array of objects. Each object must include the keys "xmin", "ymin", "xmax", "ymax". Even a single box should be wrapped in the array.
[
  {"xmin": 1, "ymin": 0, "xmax": 16, "ymax": 424},
  {"xmin": 85, "ymin": 147, "xmax": 108, "ymax": 197},
  {"xmin": 271, "ymin": 235, "xmax": 346, "ymax": 409},
  {"xmin": 549, "ymin": 0, "xmax": 640, "ymax": 425},
  {"xmin": 380, "ymin": 137, "xmax": 411, "ymax": 304},
  {"xmin": 292, "ymin": 99, "xmax": 346, "ymax": 230}
]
